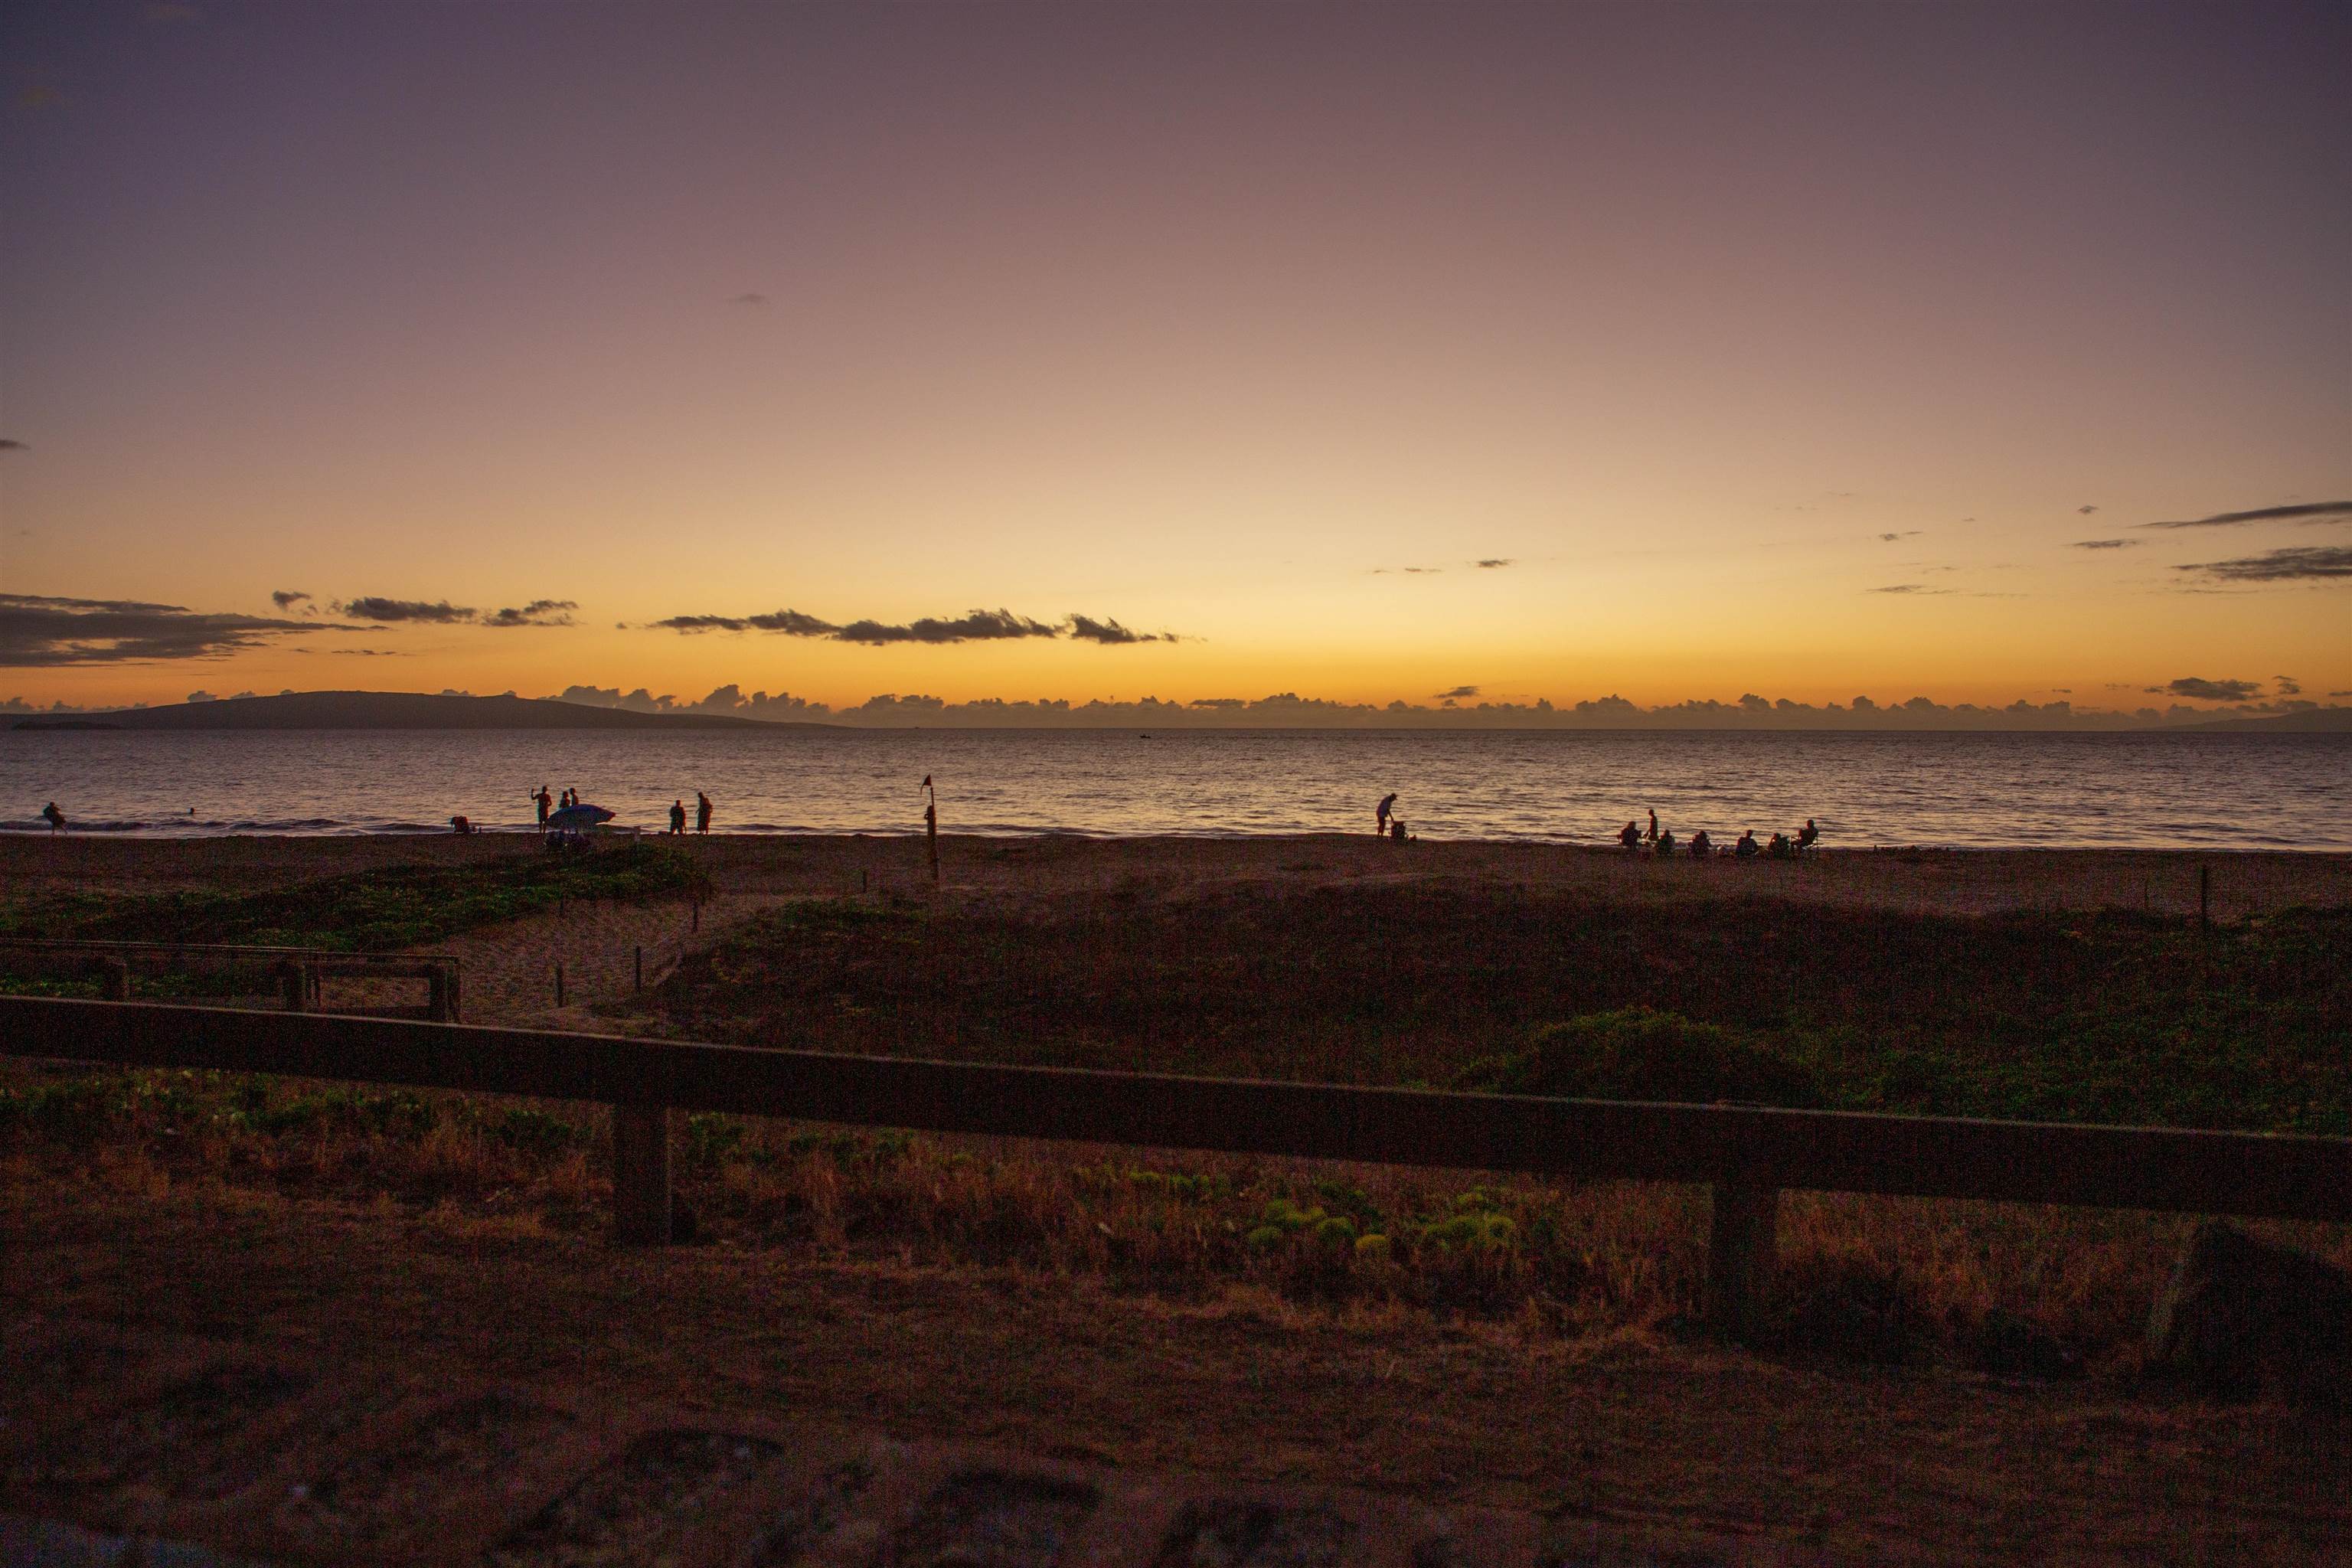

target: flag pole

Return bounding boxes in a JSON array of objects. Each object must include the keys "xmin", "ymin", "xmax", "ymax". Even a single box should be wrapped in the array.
[{"xmin": 923, "ymin": 774, "xmax": 939, "ymax": 887}]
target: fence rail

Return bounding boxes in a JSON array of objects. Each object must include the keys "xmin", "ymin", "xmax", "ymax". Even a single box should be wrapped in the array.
[{"xmin": 2, "ymin": 996, "xmax": 2345, "ymax": 1333}]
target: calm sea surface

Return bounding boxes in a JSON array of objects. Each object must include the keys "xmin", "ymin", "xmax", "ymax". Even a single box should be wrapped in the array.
[{"xmin": 1, "ymin": 728, "xmax": 2344, "ymax": 849}]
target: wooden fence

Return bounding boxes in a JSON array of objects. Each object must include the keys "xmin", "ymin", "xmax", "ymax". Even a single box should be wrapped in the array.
[
  {"xmin": 0, "ymin": 939, "xmax": 460, "ymax": 1021},
  {"xmin": 2, "ymin": 996, "xmax": 2344, "ymax": 1335}
]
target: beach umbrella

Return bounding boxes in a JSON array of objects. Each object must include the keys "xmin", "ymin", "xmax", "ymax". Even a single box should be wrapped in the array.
[{"xmin": 545, "ymin": 803, "xmax": 614, "ymax": 832}]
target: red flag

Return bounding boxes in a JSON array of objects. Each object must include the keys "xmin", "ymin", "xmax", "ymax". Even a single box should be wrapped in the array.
[{"xmin": 921, "ymin": 774, "xmax": 932, "ymax": 788}]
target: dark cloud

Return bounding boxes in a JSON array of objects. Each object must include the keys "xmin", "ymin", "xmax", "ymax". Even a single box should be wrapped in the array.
[
  {"xmin": 2076, "ymin": 505, "xmax": 2099, "ymax": 515},
  {"xmin": 650, "ymin": 606, "xmax": 1174, "ymax": 646},
  {"xmin": 2275, "ymin": 675, "xmax": 2301, "ymax": 696},
  {"xmin": 1877, "ymin": 531, "xmax": 1921, "ymax": 542},
  {"xmin": 2153, "ymin": 678, "xmax": 2262, "ymax": 702},
  {"xmin": 334, "ymin": 596, "xmax": 477, "ymax": 624},
  {"xmin": 2071, "ymin": 539, "xmax": 2137, "ymax": 550},
  {"xmin": 480, "ymin": 599, "xmax": 577, "ymax": 629},
  {"xmin": 834, "ymin": 609, "xmax": 1059, "ymax": 645},
  {"xmin": 1, "ymin": 593, "xmax": 361, "ymax": 667},
  {"xmin": 729, "ymin": 292, "xmax": 769, "ymax": 307},
  {"xmin": 1066, "ymin": 615, "xmax": 1170, "ymax": 645},
  {"xmin": 1867, "ymin": 584, "xmax": 1951, "ymax": 595},
  {"xmin": 2143, "ymin": 501, "xmax": 2352, "ymax": 530},
  {"xmin": 2173, "ymin": 546, "xmax": 2352, "ymax": 583},
  {"xmin": 1432, "ymin": 685, "xmax": 1481, "ymax": 700},
  {"xmin": 1473, "ymin": 559, "xmax": 1514, "ymax": 570},
  {"xmin": 650, "ymin": 609, "xmax": 838, "ymax": 635},
  {"xmin": 0, "ymin": 439, "xmax": 25, "ymax": 453},
  {"xmin": 270, "ymin": 590, "xmax": 311, "ymax": 609}
]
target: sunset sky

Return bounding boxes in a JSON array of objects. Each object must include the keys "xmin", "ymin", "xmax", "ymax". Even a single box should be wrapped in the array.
[{"xmin": 3, "ymin": 2, "xmax": 2346, "ymax": 720}]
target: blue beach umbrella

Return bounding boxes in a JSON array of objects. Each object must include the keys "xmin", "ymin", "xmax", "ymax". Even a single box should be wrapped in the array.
[{"xmin": 545, "ymin": 803, "xmax": 614, "ymax": 832}]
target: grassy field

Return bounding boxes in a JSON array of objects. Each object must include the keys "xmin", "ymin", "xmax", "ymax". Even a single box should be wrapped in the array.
[
  {"xmin": 0, "ymin": 841, "xmax": 707, "ymax": 998},
  {"xmin": 6, "ymin": 872, "xmax": 2345, "ymax": 1387},
  {"xmin": 660, "ymin": 887, "xmax": 2352, "ymax": 1135}
]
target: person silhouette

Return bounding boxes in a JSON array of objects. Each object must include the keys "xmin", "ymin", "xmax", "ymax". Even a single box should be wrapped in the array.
[
  {"xmin": 695, "ymin": 791, "xmax": 713, "ymax": 834},
  {"xmin": 669, "ymin": 799, "xmax": 687, "ymax": 835},
  {"xmin": 1619, "ymin": 820, "xmax": 1642, "ymax": 851},
  {"xmin": 1377, "ymin": 793, "xmax": 1398, "ymax": 836},
  {"xmin": 533, "ymin": 785, "xmax": 553, "ymax": 827},
  {"xmin": 1736, "ymin": 829, "xmax": 1760, "ymax": 858},
  {"xmin": 1646, "ymin": 809, "xmax": 1658, "ymax": 844},
  {"xmin": 1690, "ymin": 829, "xmax": 1712, "ymax": 857},
  {"xmin": 41, "ymin": 801, "xmax": 67, "ymax": 835},
  {"xmin": 1797, "ymin": 818, "xmax": 1819, "ymax": 851}
]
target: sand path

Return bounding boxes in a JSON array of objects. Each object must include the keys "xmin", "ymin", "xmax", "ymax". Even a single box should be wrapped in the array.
[{"xmin": 422, "ymin": 890, "xmax": 783, "ymax": 1028}]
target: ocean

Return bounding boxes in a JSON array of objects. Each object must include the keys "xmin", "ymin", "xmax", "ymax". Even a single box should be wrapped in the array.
[{"xmin": 1, "ymin": 727, "xmax": 2344, "ymax": 850}]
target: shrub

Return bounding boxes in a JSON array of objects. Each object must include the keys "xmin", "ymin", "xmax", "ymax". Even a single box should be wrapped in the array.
[
  {"xmin": 492, "ymin": 1107, "xmax": 583, "ymax": 1157},
  {"xmin": 1455, "ymin": 1006, "xmax": 1821, "ymax": 1107}
]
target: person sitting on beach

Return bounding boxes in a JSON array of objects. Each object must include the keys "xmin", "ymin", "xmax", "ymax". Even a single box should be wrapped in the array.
[
  {"xmin": 695, "ymin": 791, "xmax": 713, "ymax": 834},
  {"xmin": 449, "ymin": 815, "xmax": 472, "ymax": 835},
  {"xmin": 1390, "ymin": 815, "xmax": 1407, "ymax": 844},
  {"xmin": 1655, "ymin": 828, "xmax": 1676, "ymax": 857},
  {"xmin": 669, "ymin": 799, "xmax": 688, "ymax": 835},
  {"xmin": 1377, "ymin": 792, "xmax": 1398, "ymax": 837},
  {"xmin": 1735, "ymin": 829, "xmax": 1760, "ymax": 858},
  {"xmin": 1689, "ymin": 829, "xmax": 1712, "ymax": 857},
  {"xmin": 1797, "ymin": 818, "xmax": 1819, "ymax": 851},
  {"xmin": 1619, "ymin": 820, "xmax": 1642, "ymax": 851},
  {"xmin": 1768, "ymin": 831, "xmax": 1794, "ymax": 859},
  {"xmin": 41, "ymin": 801, "xmax": 66, "ymax": 835}
]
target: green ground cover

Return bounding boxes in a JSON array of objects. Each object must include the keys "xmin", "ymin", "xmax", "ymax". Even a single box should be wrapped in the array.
[{"xmin": 660, "ymin": 890, "xmax": 2351, "ymax": 1135}]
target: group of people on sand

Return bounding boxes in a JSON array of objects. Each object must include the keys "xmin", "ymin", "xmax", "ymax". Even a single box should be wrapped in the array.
[
  {"xmin": 522, "ymin": 784, "xmax": 711, "ymax": 836},
  {"xmin": 1617, "ymin": 808, "xmax": 1818, "ymax": 860}
]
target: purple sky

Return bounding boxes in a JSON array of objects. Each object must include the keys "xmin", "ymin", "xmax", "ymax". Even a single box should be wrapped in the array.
[{"xmin": 3, "ymin": 3, "xmax": 2347, "ymax": 717}]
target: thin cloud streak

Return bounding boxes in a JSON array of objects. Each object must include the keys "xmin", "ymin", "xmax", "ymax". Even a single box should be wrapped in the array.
[
  {"xmin": 2173, "ymin": 546, "xmax": 2352, "ymax": 583},
  {"xmin": 2142, "ymin": 501, "xmax": 2352, "ymax": 530}
]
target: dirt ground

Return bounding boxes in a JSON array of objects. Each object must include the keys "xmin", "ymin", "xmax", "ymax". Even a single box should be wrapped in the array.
[
  {"xmin": 3, "ymin": 835, "xmax": 2349, "ymax": 1562},
  {"xmin": 3, "ymin": 1184, "xmax": 2346, "ymax": 1565}
]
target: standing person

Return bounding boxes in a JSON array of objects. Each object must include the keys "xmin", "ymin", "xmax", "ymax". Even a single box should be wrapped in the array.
[
  {"xmin": 1377, "ymin": 793, "xmax": 1399, "ymax": 836},
  {"xmin": 40, "ymin": 801, "xmax": 67, "ymax": 835},
  {"xmin": 695, "ymin": 791, "xmax": 712, "ymax": 834},
  {"xmin": 533, "ymin": 784, "xmax": 553, "ymax": 828},
  {"xmin": 668, "ymin": 798, "xmax": 687, "ymax": 835},
  {"xmin": 1646, "ymin": 808, "xmax": 1658, "ymax": 844}
]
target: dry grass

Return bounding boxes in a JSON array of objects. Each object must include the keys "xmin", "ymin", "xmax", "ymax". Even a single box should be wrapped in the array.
[{"xmin": 7, "ymin": 1064, "xmax": 2343, "ymax": 1381}]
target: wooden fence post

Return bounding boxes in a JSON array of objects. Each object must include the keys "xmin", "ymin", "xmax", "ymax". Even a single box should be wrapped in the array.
[
  {"xmin": 1707, "ymin": 1182, "xmax": 1779, "ymax": 1341},
  {"xmin": 426, "ymin": 967, "xmax": 452, "ymax": 1023},
  {"xmin": 554, "ymin": 962, "xmax": 567, "ymax": 1008},
  {"xmin": 612, "ymin": 1105, "xmax": 673, "ymax": 1245},
  {"xmin": 98, "ymin": 956, "xmax": 130, "ymax": 1002},
  {"xmin": 279, "ymin": 962, "xmax": 309, "ymax": 1013}
]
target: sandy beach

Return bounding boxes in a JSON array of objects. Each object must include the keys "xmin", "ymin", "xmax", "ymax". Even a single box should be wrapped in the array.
[{"xmin": 8, "ymin": 831, "xmax": 2349, "ymax": 917}]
